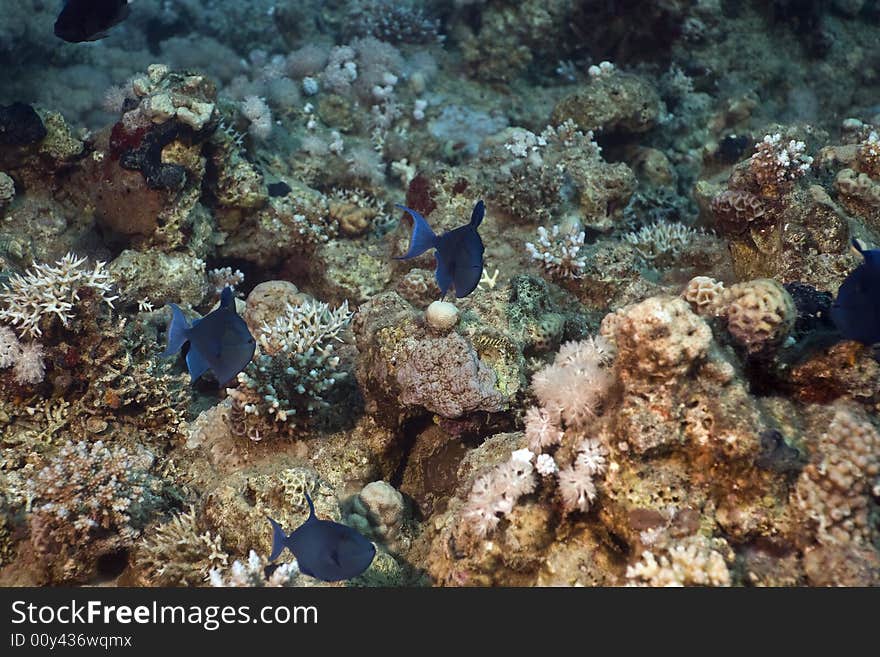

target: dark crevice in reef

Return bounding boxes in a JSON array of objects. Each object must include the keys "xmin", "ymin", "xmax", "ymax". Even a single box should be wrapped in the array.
[
  {"xmin": 390, "ymin": 414, "xmax": 435, "ymax": 492},
  {"xmin": 95, "ymin": 549, "xmax": 130, "ymax": 580}
]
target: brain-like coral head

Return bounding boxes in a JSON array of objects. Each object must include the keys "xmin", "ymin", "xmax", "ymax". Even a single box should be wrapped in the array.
[
  {"xmin": 604, "ymin": 296, "xmax": 712, "ymax": 383},
  {"xmin": 721, "ymin": 279, "xmax": 796, "ymax": 353}
]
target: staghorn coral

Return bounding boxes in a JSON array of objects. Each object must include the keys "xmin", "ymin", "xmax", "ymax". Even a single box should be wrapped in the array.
[
  {"xmin": 0, "ymin": 253, "xmax": 117, "ymax": 338},
  {"xmin": 135, "ymin": 507, "xmax": 228, "ymax": 586},
  {"xmin": 207, "ymin": 267, "xmax": 245, "ymax": 294},
  {"xmin": 25, "ymin": 441, "xmax": 163, "ymax": 583},
  {"xmin": 229, "ymin": 298, "xmax": 353, "ymax": 435}
]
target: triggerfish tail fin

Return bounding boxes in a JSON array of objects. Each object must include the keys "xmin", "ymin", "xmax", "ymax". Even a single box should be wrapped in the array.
[
  {"xmin": 160, "ymin": 304, "xmax": 189, "ymax": 357},
  {"xmin": 267, "ymin": 517, "xmax": 290, "ymax": 561},
  {"xmin": 470, "ymin": 200, "xmax": 485, "ymax": 228},
  {"xmin": 394, "ymin": 204, "xmax": 437, "ymax": 260}
]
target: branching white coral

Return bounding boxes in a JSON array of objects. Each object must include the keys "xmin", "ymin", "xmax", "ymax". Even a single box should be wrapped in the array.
[
  {"xmin": 750, "ymin": 133, "xmax": 813, "ymax": 184},
  {"xmin": 525, "ymin": 225, "xmax": 587, "ymax": 280},
  {"xmin": 505, "ymin": 128, "xmax": 547, "ymax": 158},
  {"xmin": 0, "ymin": 253, "xmax": 117, "ymax": 337},
  {"xmin": 233, "ymin": 299, "xmax": 354, "ymax": 427},
  {"xmin": 208, "ymin": 267, "xmax": 245, "ymax": 294},
  {"xmin": 138, "ymin": 507, "xmax": 228, "ymax": 586},
  {"xmin": 257, "ymin": 299, "xmax": 352, "ymax": 356},
  {"xmin": 209, "ymin": 550, "xmax": 302, "ymax": 587}
]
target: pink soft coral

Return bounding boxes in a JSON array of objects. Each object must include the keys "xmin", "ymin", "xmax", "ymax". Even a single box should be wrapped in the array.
[{"xmin": 531, "ymin": 337, "xmax": 614, "ymax": 430}]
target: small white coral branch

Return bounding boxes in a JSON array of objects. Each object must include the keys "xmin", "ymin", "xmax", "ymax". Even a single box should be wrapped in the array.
[
  {"xmin": 209, "ymin": 550, "xmax": 301, "ymax": 587},
  {"xmin": 622, "ymin": 221, "xmax": 707, "ymax": 261},
  {"xmin": 525, "ymin": 225, "xmax": 587, "ymax": 280}
]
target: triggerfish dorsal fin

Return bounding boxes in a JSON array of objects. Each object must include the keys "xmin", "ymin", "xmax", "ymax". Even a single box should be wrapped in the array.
[
  {"xmin": 470, "ymin": 199, "xmax": 485, "ymax": 228},
  {"xmin": 219, "ymin": 285, "xmax": 235, "ymax": 309},
  {"xmin": 267, "ymin": 517, "xmax": 290, "ymax": 561},
  {"xmin": 394, "ymin": 204, "xmax": 437, "ymax": 260},
  {"xmin": 160, "ymin": 304, "xmax": 190, "ymax": 358},
  {"xmin": 304, "ymin": 492, "xmax": 317, "ymax": 520},
  {"xmin": 853, "ymin": 239, "xmax": 880, "ymax": 268}
]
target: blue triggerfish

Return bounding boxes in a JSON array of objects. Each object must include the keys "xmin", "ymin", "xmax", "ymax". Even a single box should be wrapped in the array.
[
  {"xmin": 161, "ymin": 286, "xmax": 255, "ymax": 385},
  {"xmin": 268, "ymin": 493, "xmax": 376, "ymax": 582},
  {"xmin": 395, "ymin": 200, "xmax": 486, "ymax": 299},
  {"xmin": 830, "ymin": 240, "xmax": 880, "ymax": 345},
  {"xmin": 55, "ymin": 0, "xmax": 133, "ymax": 43}
]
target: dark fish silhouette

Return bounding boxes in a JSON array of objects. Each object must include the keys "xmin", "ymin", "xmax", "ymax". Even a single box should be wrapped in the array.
[
  {"xmin": 830, "ymin": 240, "xmax": 880, "ymax": 346},
  {"xmin": 268, "ymin": 493, "xmax": 376, "ymax": 582},
  {"xmin": 161, "ymin": 286, "xmax": 255, "ymax": 385},
  {"xmin": 55, "ymin": 0, "xmax": 132, "ymax": 43},
  {"xmin": 395, "ymin": 200, "xmax": 486, "ymax": 299},
  {"xmin": 267, "ymin": 181, "xmax": 292, "ymax": 197}
]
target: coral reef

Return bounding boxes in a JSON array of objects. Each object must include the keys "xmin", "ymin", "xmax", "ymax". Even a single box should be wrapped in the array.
[{"xmin": 1, "ymin": 0, "xmax": 879, "ymax": 591}]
